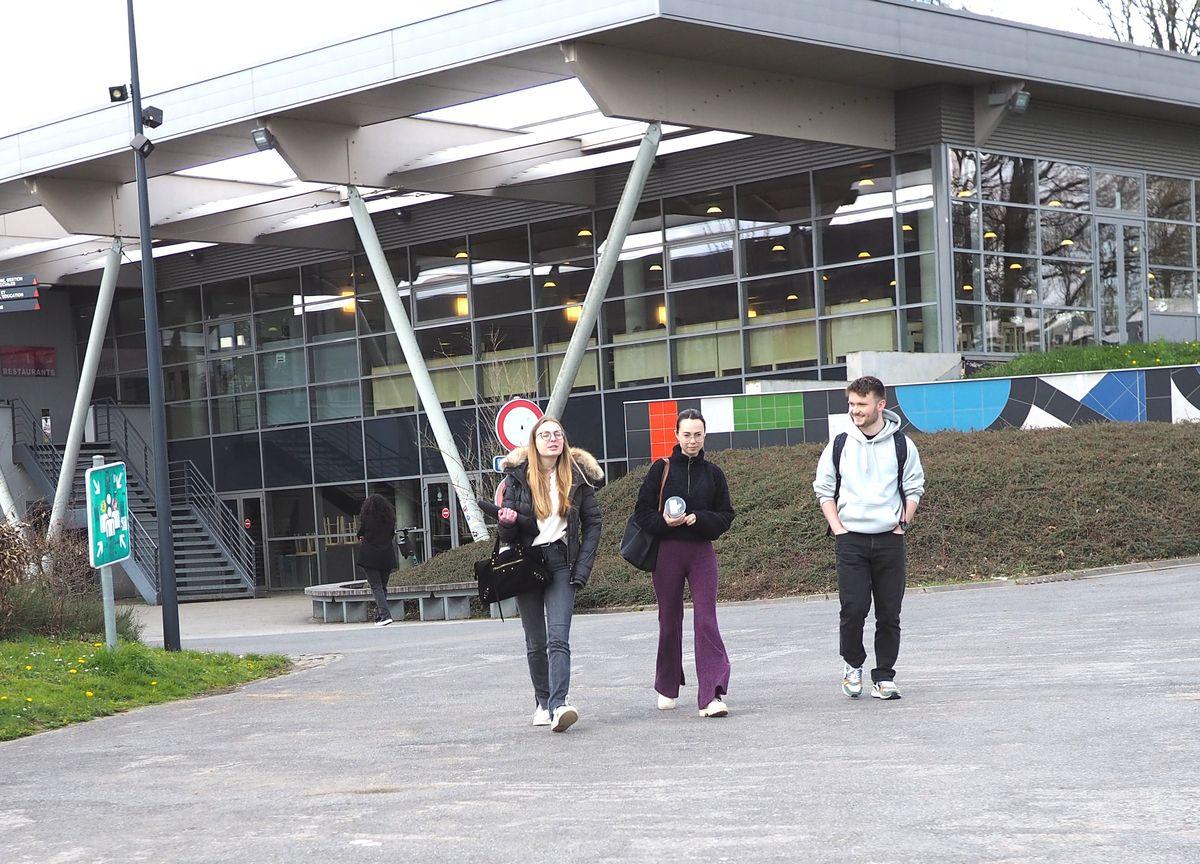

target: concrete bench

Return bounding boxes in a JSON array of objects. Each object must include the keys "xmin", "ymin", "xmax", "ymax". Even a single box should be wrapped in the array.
[{"xmin": 303, "ymin": 580, "xmax": 517, "ymax": 623}]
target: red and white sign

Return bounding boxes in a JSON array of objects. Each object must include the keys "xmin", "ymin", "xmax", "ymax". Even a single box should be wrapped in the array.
[
  {"xmin": 495, "ymin": 398, "xmax": 543, "ymax": 451},
  {"xmin": 440, "ymin": 506, "xmax": 450, "ymax": 520},
  {"xmin": 0, "ymin": 346, "xmax": 55, "ymax": 377}
]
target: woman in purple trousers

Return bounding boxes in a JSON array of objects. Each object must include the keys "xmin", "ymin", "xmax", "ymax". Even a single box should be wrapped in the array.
[{"xmin": 632, "ymin": 409, "xmax": 736, "ymax": 717}]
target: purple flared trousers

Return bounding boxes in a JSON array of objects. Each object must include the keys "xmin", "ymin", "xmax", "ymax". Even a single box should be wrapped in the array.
[{"xmin": 652, "ymin": 537, "xmax": 730, "ymax": 709}]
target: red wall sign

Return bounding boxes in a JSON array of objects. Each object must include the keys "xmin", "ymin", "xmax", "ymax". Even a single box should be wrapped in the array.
[
  {"xmin": 0, "ymin": 346, "xmax": 56, "ymax": 377},
  {"xmin": 440, "ymin": 506, "xmax": 450, "ymax": 520}
]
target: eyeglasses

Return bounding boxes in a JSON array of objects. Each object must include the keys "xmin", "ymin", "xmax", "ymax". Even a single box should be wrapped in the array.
[
  {"xmin": 678, "ymin": 432, "xmax": 705, "ymax": 440},
  {"xmin": 537, "ymin": 430, "xmax": 565, "ymax": 441}
]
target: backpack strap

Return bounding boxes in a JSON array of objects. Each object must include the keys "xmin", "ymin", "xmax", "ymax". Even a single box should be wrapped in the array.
[
  {"xmin": 894, "ymin": 433, "xmax": 908, "ymax": 509},
  {"xmin": 831, "ymin": 432, "xmax": 848, "ymax": 503}
]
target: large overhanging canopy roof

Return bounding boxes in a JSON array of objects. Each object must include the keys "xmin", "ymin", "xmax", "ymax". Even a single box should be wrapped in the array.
[{"xmin": 4, "ymin": 0, "xmax": 1200, "ymax": 284}]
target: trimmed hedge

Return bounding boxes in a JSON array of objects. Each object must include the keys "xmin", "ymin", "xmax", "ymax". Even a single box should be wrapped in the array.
[
  {"xmin": 393, "ymin": 422, "xmax": 1200, "ymax": 610},
  {"xmin": 970, "ymin": 340, "xmax": 1200, "ymax": 378}
]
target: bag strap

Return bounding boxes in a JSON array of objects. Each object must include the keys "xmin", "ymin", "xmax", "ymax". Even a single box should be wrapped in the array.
[
  {"xmin": 894, "ymin": 433, "xmax": 908, "ymax": 509},
  {"xmin": 657, "ymin": 458, "xmax": 670, "ymax": 510},
  {"xmin": 831, "ymin": 432, "xmax": 848, "ymax": 503}
]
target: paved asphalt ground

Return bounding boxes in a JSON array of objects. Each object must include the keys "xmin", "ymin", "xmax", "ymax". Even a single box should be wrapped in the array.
[{"xmin": 3, "ymin": 565, "xmax": 1199, "ymax": 863}]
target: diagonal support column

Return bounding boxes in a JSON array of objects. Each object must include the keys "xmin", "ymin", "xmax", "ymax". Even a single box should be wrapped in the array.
[
  {"xmin": 346, "ymin": 186, "xmax": 489, "ymax": 543},
  {"xmin": 48, "ymin": 239, "xmax": 123, "ymax": 540},
  {"xmin": 546, "ymin": 122, "xmax": 662, "ymax": 420}
]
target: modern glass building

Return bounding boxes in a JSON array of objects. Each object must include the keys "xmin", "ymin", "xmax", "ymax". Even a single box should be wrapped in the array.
[{"xmin": 5, "ymin": 0, "xmax": 1200, "ymax": 592}]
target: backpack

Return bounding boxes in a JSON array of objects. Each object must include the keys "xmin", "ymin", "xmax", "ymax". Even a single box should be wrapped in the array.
[{"xmin": 828, "ymin": 431, "xmax": 908, "ymax": 535}]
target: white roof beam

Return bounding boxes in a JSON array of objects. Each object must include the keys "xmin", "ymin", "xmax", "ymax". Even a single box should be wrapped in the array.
[{"xmin": 562, "ymin": 42, "xmax": 895, "ymax": 150}]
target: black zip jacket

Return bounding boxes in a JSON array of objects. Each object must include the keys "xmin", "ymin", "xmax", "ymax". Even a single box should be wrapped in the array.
[
  {"xmin": 497, "ymin": 447, "xmax": 604, "ymax": 587},
  {"xmin": 632, "ymin": 445, "xmax": 735, "ymax": 543}
]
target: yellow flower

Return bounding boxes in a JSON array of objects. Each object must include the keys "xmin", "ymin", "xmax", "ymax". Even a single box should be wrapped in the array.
[
  {"xmin": 25, "ymin": 698, "xmax": 32, "ymax": 703},
  {"xmin": 77, "ymin": 658, "xmax": 86, "ymax": 663},
  {"xmin": 1131, "ymin": 360, "xmax": 1138, "ymax": 365},
  {"xmin": 93, "ymin": 643, "xmax": 102, "ymax": 648},
  {"xmin": 85, "ymin": 691, "xmax": 94, "ymax": 698},
  {"xmin": 24, "ymin": 665, "xmax": 31, "ymax": 671},
  {"xmin": 150, "ymin": 681, "xmax": 158, "ymax": 686},
  {"xmin": 69, "ymin": 669, "xmax": 78, "ymax": 674},
  {"xmin": 0, "ymin": 695, "xmax": 7, "ymax": 700}
]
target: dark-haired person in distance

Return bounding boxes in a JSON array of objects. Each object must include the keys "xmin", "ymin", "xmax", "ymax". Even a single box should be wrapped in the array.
[
  {"xmin": 356, "ymin": 494, "xmax": 398, "ymax": 626},
  {"xmin": 814, "ymin": 376, "xmax": 925, "ymax": 700},
  {"xmin": 631, "ymin": 409, "xmax": 736, "ymax": 718}
]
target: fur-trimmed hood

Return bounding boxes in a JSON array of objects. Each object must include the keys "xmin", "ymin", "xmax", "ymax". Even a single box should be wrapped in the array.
[{"xmin": 501, "ymin": 446, "xmax": 604, "ymax": 486}]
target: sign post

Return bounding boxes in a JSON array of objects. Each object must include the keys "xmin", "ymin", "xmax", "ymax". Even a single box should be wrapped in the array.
[{"xmin": 85, "ymin": 456, "xmax": 131, "ymax": 649}]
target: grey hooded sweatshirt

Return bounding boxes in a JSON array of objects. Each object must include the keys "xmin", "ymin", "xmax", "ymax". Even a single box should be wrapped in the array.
[{"xmin": 812, "ymin": 409, "xmax": 926, "ymax": 535}]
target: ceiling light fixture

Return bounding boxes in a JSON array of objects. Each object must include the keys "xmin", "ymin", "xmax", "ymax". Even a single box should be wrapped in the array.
[
  {"xmin": 455, "ymin": 296, "xmax": 469, "ymax": 316},
  {"xmin": 983, "ymin": 230, "xmax": 998, "ymax": 240},
  {"xmin": 706, "ymin": 205, "xmax": 723, "ymax": 215},
  {"xmin": 564, "ymin": 305, "xmax": 582, "ymax": 322},
  {"xmin": 786, "ymin": 293, "xmax": 799, "ymax": 301},
  {"xmin": 747, "ymin": 309, "xmax": 757, "ymax": 319},
  {"xmin": 108, "ymin": 84, "xmax": 129, "ymax": 103},
  {"xmin": 771, "ymin": 244, "xmax": 787, "ymax": 252},
  {"xmin": 454, "ymin": 250, "xmax": 469, "ymax": 260},
  {"xmin": 251, "ymin": 127, "xmax": 277, "ymax": 151},
  {"xmin": 962, "ymin": 284, "xmax": 975, "ymax": 292},
  {"xmin": 1009, "ymin": 262, "xmax": 1023, "ymax": 270},
  {"xmin": 857, "ymin": 251, "xmax": 871, "ymax": 259},
  {"xmin": 577, "ymin": 228, "xmax": 592, "ymax": 238},
  {"xmin": 857, "ymin": 178, "xmax": 876, "ymax": 188},
  {"xmin": 901, "ymin": 224, "xmax": 913, "ymax": 232},
  {"xmin": 656, "ymin": 304, "xmax": 668, "ymax": 325},
  {"xmin": 649, "ymin": 263, "xmax": 662, "ymax": 272}
]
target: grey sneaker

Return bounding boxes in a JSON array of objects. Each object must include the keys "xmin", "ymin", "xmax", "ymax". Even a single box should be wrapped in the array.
[
  {"xmin": 871, "ymin": 681, "xmax": 901, "ymax": 700},
  {"xmin": 842, "ymin": 664, "xmax": 863, "ymax": 698}
]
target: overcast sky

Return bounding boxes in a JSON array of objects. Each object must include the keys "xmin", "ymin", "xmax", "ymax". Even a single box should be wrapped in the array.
[{"xmin": 0, "ymin": 1, "xmax": 1114, "ymax": 138}]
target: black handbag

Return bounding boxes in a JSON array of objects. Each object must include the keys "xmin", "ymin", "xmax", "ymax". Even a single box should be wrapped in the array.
[
  {"xmin": 619, "ymin": 458, "xmax": 670, "ymax": 572},
  {"xmin": 474, "ymin": 535, "xmax": 550, "ymax": 612}
]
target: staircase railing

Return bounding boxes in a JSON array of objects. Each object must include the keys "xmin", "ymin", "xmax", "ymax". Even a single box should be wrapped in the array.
[
  {"xmin": 168, "ymin": 460, "xmax": 256, "ymax": 591},
  {"xmin": 92, "ymin": 399, "xmax": 155, "ymax": 497}
]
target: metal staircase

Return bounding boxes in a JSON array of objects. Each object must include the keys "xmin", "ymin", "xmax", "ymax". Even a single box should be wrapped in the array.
[{"xmin": 8, "ymin": 398, "xmax": 257, "ymax": 603}]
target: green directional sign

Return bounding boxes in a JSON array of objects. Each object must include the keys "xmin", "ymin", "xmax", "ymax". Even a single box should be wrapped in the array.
[{"xmin": 86, "ymin": 461, "xmax": 131, "ymax": 568}]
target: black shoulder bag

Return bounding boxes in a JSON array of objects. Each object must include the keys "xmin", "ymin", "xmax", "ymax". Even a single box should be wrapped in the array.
[
  {"xmin": 474, "ymin": 535, "xmax": 550, "ymax": 615},
  {"xmin": 619, "ymin": 458, "xmax": 670, "ymax": 572}
]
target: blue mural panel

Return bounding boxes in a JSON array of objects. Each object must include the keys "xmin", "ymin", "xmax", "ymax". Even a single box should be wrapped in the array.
[
  {"xmin": 1081, "ymin": 370, "xmax": 1146, "ymax": 422},
  {"xmin": 896, "ymin": 380, "xmax": 1011, "ymax": 432}
]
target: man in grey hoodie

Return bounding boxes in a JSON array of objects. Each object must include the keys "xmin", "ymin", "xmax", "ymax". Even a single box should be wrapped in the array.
[{"xmin": 813, "ymin": 376, "xmax": 926, "ymax": 700}]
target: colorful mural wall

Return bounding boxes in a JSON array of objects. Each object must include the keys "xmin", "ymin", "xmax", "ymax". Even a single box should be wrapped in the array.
[{"xmin": 624, "ymin": 365, "xmax": 1200, "ymax": 465}]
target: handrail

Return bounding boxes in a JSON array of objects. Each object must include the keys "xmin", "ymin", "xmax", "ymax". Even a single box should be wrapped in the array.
[
  {"xmin": 168, "ymin": 460, "xmax": 256, "ymax": 587},
  {"xmin": 91, "ymin": 398, "xmax": 155, "ymax": 495},
  {"xmin": 127, "ymin": 508, "xmax": 160, "ymax": 592},
  {"xmin": 8, "ymin": 397, "xmax": 69, "ymax": 501}
]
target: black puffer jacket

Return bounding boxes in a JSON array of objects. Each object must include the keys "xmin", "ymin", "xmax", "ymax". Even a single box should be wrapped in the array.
[
  {"xmin": 356, "ymin": 506, "xmax": 398, "ymax": 572},
  {"xmin": 498, "ymin": 447, "xmax": 603, "ymax": 587},
  {"xmin": 632, "ymin": 445, "xmax": 735, "ymax": 543}
]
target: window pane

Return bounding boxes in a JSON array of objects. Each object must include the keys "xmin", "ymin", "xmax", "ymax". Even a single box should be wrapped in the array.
[
  {"xmin": 472, "ymin": 269, "xmax": 531, "ymax": 318},
  {"xmin": 203, "ymin": 278, "xmax": 251, "ymax": 319},
  {"xmin": 312, "ymin": 425, "xmax": 365, "ymax": 485},
  {"xmin": 364, "ymin": 418, "xmax": 420, "ymax": 479},
  {"xmin": 744, "ymin": 274, "xmax": 816, "ymax": 324},
  {"xmin": 982, "ymin": 205, "xmax": 1035, "ymax": 254},
  {"xmin": 212, "ymin": 433, "xmax": 261, "ymax": 492},
  {"xmin": 668, "ymin": 238, "xmax": 734, "ymax": 284},
  {"xmin": 364, "ymin": 373, "xmax": 417, "ymax": 415},
  {"xmin": 740, "ymin": 224, "xmax": 813, "ymax": 276},
  {"xmin": 902, "ymin": 305, "xmax": 940, "ymax": 353},
  {"xmin": 608, "ymin": 249, "xmax": 664, "ymax": 297},
  {"xmin": 355, "ymin": 293, "xmax": 397, "ymax": 337},
  {"xmin": 1148, "ymin": 269, "xmax": 1195, "ymax": 314},
  {"xmin": 160, "ymin": 325, "xmax": 204, "ymax": 365},
  {"xmin": 268, "ymin": 539, "xmax": 319, "ymax": 589},
  {"xmin": 480, "ymin": 356, "xmax": 536, "ymax": 401},
  {"xmin": 414, "ymin": 280, "xmax": 470, "ymax": 323},
  {"xmin": 673, "ymin": 333, "xmax": 742, "ymax": 380},
  {"xmin": 899, "ymin": 254, "xmax": 937, "ymax": 305},
  {"xmin": 1039, "ymin": 161, "xmax": 1090, "ymax": 209},
  {"xmin": 211, "ymin": 395, "xmax": 258, "ymax": 433},
  {"xmin": 311, "ymin": 382, "xmax": 361, "ymax": 422},
  {"xmin": 531, "ymin": 215, "xmax": 595, "ymax": 263},
  {"xmin": 543, "ymin": 350, "xmax": 600, "ymax": 394},
  {"xmin": 470, "ymin": 225, "xmax": 530, "ymax": 271},
  {"xmin": 206, "ymin": 319, "xmax": 252, "ymax": 354},
  {"xmin": 950, "ymin": 148, "xmax": 978, "ymax": 199},
  {"xmin": 259, "ymin": 348, "xmax": 305, "ymax": 391},
  {"xmin": 256, "ymin": 307, "xmax": 304, "ymax": 349},
  {"xmin": 159, "ymin": 287, "xmax": 201, "ymax": 328},
  {"xmin": 1043, "ymin": 309, "xmax": 1096, "ymax": 348},
  {"xmin": 820, "ymin": 260, "xmax": 896, "ymax": 315},
  {"xmin": 1096, "ymin": 172, "xmax": 1142, "ymax": 214},
  {"xmin": 1147, "ymin": 175, "xmax": 1192, "ymax": 221},
  {"xmin": 737, "ymin": 172, "xmax": 812, "ymax": 227},
  {"xmin": 116, "ymin": 333, "xmax": 147, "ymax": 371},
  {"xmin": 670, "ymin": 283, "xmax": 739, "ymax": 333},
  {"xmin": 897, "ymin": 203, "xmax": 935, "ymax": 254},
  {"xmin": 597, "ymin": 200, "xmax": 662, "ymax": 251},
  {"xmin": 261, "ymin": 427, "xmax": 313, "ymax": 489},
  {"xmin": 1040, "ymin": 261, "xmax": 1094, "ymax": 307},
  {"xmin": 747, "ymin": 320, "xmax": 817, "ymax": 371},
  {"xmin": 261, "ymin": 388, "xmax": 309, "ymax": 427},
  {"xmin": 952, "ymin": 202, "xmax": 980, "ymax": 249},
  {"xmin": 267, "ymin": 488, "xmax": 315, "ymax": 537},
  {"xmin": 1148, "ymin": 222, "xmax": 1193, "ymax": 267},
  {"xmin": 956, "ymin": 304, "xmax": 984, "ymax": 352},
  {"xmin": 539, "ymin": 309, "xmax": 597, "ymax": 352},
  {"xmin": 308, "ymin": 341, "xmax": 359, "ymax": 384},
  {"xmin": 984, "ymin": 255, "xmax": 1037, "ymax": 304},
  {"xmin": 955, "ymin": 253, "xmax": 981, "ymax": 301},
  {"xmin": 814, "ymin": 161, "xmax": 892, "ymax": 218},
  {"xmin": 119, "ymin": 375, "xmax": 149, "ymax": 405},
  {"xmin": 167, "ymin": 401, "xmax": 208, "ymax": 439},
  {"xmin": 663, "ymin": 188, "xmax": 735, "ymax": 242},
  {"xmin": 816, "ymin": 210, "xmax": 894, "ymax": 266},
  {"xmin": 822, "ymin": 311, "xmax": 897, "ymax": 363},
  {"xmin": 987, "ymin": 306, "xmax": 1042, "ymax": 353},
  {"xmin": 209, "ymin": 354, "xmax": 256, "ymax": 396},
  {"xmin": 534, "ymin": 260, "xmax": 593, "ymax": 308},
  {"xmin": 164, "ymin": 362, "xmax": 206, "ymax": 402},
  {"xmin": 604, "ymin": 342, "xmax": 668, "ymax": 389},
  {"xmin": 979, "ymin": 152, "xmax": 1036, "ymax": 204},
  {"xmin": 251, "ymin": 269, "xmax": 302, "ymax": 313},
  {"xmin": 477, "ymin": 315, "xmax": 537, "ymax": 401},
  {"xmin": 602, "ymin": 296, "xmax": 665, "ymax": 342},
  {"xmin": 359, "ymin": 335, "xmax": 406, "ymax": 377},
  {"xmin": 1041, "ymin": 211, "xmax": 1092, "ymax": 258},
  {"xmin": 416, "ymin": 323, "xmax": 472, "ymax": 365},
  {"xmin": 895, "ymin": 152, "xmax": 934, "ymax": 200},
  {"xmin": 317, "ymin": 483, "xmax": 366, "ymax": 533},
  {"xmin": 302, "ymin": 260, "xmax": 356, "ymax": 341}
]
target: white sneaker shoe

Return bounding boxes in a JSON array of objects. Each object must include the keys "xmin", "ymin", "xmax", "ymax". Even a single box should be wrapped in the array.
[
  {"xmin": 842, "ymin": 664, "xmax": 863, "ymax": 698},
  {"xmin": 698, "ymin": 697, "xmax": 729, "ymax": 718},
  {"xmin": 373, "ymin": 616, "xmax": 393, "ymax": 627},
  {"xmin": 551, "ymin": 705, "xmax": 579, "ymax": 732},
  {"xmin": 871, "ymin": 681, "xmax": 901, "ymax": 700},
  {"xmin": 657, "ymin": 693, "xmax": 677, "ymax": 711},
  {"xmin": 531, "ymin": 706, "xmax": 551, "ymax": 727}
]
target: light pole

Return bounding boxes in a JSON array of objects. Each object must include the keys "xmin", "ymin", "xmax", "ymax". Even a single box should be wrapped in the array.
[{"xmin": 125, "ymin": 0, "xmax": 181, "ymax": 650}]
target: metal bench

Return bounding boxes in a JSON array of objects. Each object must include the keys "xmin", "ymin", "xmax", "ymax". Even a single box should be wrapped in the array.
[{"xmin": 303, "ymin": 580, "xmax": 516, "ymax": 623}]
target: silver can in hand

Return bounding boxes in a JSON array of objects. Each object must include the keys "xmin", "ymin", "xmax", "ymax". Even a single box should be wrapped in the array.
[{"xmin": 664, "ymin": 496, "xmax": 686, "ymax": 519}]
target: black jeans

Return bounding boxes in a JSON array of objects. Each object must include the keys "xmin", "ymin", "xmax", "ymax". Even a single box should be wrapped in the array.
[
  {"xmin": 362, "ymin": 567, "xmax": 392, "ymax": 620},
  {"xmin": 835, "ymin": 531, "xmax": 906, "ymax": 683}
]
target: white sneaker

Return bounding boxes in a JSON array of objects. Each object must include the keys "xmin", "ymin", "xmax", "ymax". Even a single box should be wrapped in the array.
[
  {"xmin": 871, "ymin": 681, "xmax": 901, "ymax": 700},
  {"xmin": 698, "ymin": 697, "xmax": 729, "ymax": 718},
  {"xmin": 531, "ymin": 706, "xmax": 551, "ymax": 727},
  {"xmin": 551, "ymin": 705, "xmax": 579, "ymax": 732},
  {"xmin": 657, "ymin": 693, "xmax": 677, "ymax": 711},
  {"xmin": 842, "ymin": 664, "xmax": 863, "ymax": 698},
  {"xmin": 373, "ymin": 617, "xmax": 393, "ymax": 627}
]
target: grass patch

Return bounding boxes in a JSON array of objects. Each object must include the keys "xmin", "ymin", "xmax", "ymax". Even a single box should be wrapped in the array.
[
  {"xmin": 395, "ymin": 422, "xmax": 1200, "ymax": 609},
  {"xmin": 0, "ymin": 638, "xmax": 290, "ymax": 741},
  {"xmin": 970, "ymin": 340, "xmax": 1200, "ymax": 378}
]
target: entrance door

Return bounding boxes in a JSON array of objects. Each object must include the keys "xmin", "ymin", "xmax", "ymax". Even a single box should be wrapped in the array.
[
  {"xmin": 420, "ymin": 476, "xmax": 471, "ymax": 560},
  {"xmin": 220, "ymin": 494, "xmax": 266, "ymax": 587},
  {"xmin": 1098, "ymin": 221, "xmax": 1146, "ymax": 344}
]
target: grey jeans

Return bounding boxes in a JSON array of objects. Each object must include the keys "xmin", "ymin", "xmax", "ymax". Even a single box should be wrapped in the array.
[
  {"xmin": 362, "ymin": 567, "xmax": 391, "ymax": 620},
  {"xmin": 515, "ymin": 539, "xmax": 576, "ymax": 713}
]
